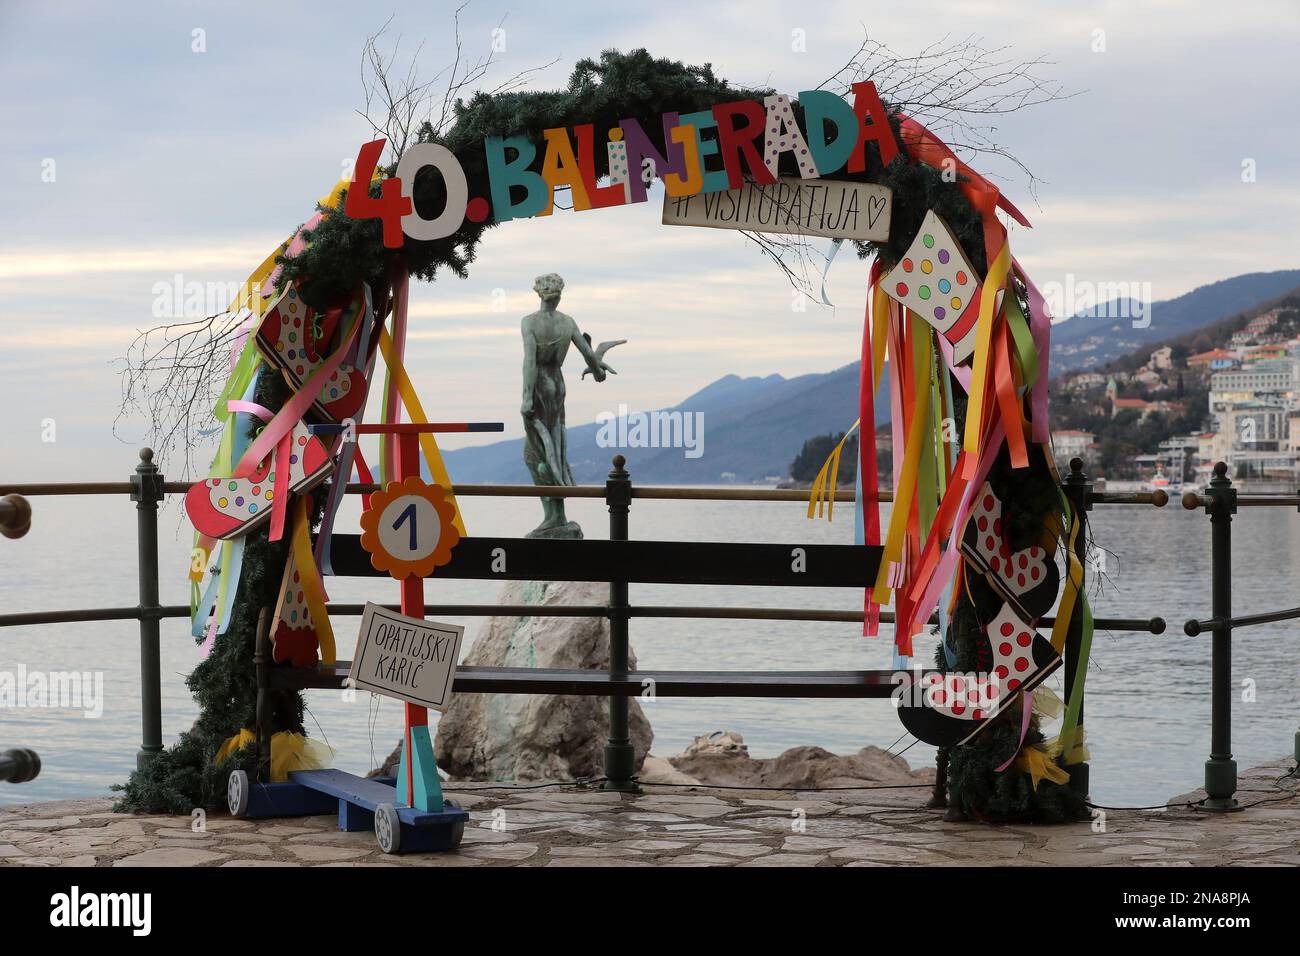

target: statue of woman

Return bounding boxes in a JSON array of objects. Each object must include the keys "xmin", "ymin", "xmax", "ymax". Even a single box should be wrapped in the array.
[{"xmin": 520, "ymin": 273, "xmax": 620, "ymax": 537}]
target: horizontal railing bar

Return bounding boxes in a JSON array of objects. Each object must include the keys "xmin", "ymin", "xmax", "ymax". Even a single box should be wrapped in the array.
[
  {"xmin": 1182, "ymin": 491, "xmax": 1300, "ymax": 509},
  {"xmin": 272, "ymin": 662, "xmax": 906, "ymax": 697},
  {"xmin": 1183, "ymin": 604, "xmax": 1300, "ymax": 636},
  {"xmin": 633, "ymin": 486, "xmax": 873, "ymax": 502},
  {"xmin": 3, "ymin": 479, "xmax": 1169, "ymax": 508},
  {"xmin": 0, "ymin": 600, "xmax": 1166, "ymax": 635},
  {"xmin": 630, "ymin": 606, "xmax": 1163, "ymax": 632},
  {"xmin": 0, "ymin": 606, "xmax": 190, "ymax": 627},
  {"xmin": 0, "ymin": 482, "xmax": 140, "ymax": 496},
  {"xmin": 1087, "ymin": 490, "xmax": 1169, "ymax": 507},
  {"xmin": 327, "ymin": 603, "xmax": 608, "ymax": 618}
]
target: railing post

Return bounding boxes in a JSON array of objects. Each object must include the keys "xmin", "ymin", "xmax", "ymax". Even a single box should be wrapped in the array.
[
  {"xmin": 1203, "ymin": 461, "xmax": 1240, "ymax": 810},
  {"xmin": 1062, "ymin": 458, "xmax": 1092, "ymax": 800},
  {"xmin": 602, "ymin": 454, "xmax": 639, "ymax": 792},
  {"xmin": 131, "ymin": 448, "xmax": 164, "ymax": 771}
]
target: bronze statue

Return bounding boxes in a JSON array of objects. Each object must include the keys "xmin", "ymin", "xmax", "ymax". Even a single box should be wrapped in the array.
[{"xmin": 520, "ymin": 273, "xmax": 623, "ymax": 538}]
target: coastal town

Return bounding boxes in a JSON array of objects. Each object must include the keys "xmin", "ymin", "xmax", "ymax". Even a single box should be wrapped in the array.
[{"xmin": 1050, "ymin": 297, "xmax": 1300, "ymax": 490}]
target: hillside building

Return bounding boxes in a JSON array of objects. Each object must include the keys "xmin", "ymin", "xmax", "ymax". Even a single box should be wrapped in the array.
[
  {"xmin": 1050, "ymin": 429, "xmax": 1095, "ymax": 469},
  {"xmin": 1188, "ymin": 348, "xmax": 1236, "ymax": 372},
  {"xmin": 1208, "ymin": 359, "xmax": 1298, "ymax": 413}
]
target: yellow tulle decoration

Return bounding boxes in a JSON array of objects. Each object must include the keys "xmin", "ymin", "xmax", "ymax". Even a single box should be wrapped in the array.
[
  {"xmin": 215, "ymin": 728, "xmax": 256, "ymax": 765},
  {"xmin": 214, "ymin": 729, "xmax": 333, "ymax": 782},
  {"xmin": 1031, "ymin": 685, "xmax": 1063, "ymax": 719},
  {"xmin": 1016, "ymin": 743, "xmax": 1071, "ymax": 791},
  {"xmin": 270, "ymin": 732, "xmax": 333, "ymax": 782}
]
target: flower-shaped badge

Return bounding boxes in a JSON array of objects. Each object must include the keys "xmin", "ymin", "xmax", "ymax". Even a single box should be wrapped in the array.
[{"xmin": 359, "ymin": 477, "xmax": 461, "ymax": 580}]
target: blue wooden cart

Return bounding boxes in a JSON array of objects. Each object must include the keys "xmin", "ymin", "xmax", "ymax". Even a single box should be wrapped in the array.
[{"xmin": 227, "ymin": 767, "xmax": 467, "ymax": 854}]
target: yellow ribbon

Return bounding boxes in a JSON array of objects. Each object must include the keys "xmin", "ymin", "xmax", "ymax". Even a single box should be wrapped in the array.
[
  {"xmin": 807, "ymin": 421, "xmax": 859, "ymax": 521},
  {"xmin": 376, "ymin": 325, "xmax": 468, "ymax": 534},
  {"xmin": 807, "ymin": 280, "xmax": 892, "ymax": 521},
  {"xmin": 960, "ymin": 243, "xmax": 1012, "ymax": 476},
  {"xmin": 873, "ymin": 332, "xmax": 933, "ymax": 597},
  {"xmin": 1049, "ymin": 497, "xmax": 1086, "ymax": 655},
  {"xmin": 291, "ymin": 496, "xmax": 336, "ymax": 664}
]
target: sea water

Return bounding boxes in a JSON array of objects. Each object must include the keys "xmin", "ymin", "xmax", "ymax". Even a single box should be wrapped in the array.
[{"xmin": 1, "ymin": 491, "xmax": 1296, "ymax": 808}]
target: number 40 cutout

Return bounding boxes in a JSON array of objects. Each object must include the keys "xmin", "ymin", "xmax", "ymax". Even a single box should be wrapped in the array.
[{"xmin": 359, "ymin": 477, "xmax": 461, "ymax": 580}]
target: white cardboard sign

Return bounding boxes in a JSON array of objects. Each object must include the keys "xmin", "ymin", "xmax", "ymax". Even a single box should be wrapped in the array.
[
  {"xmin": 347, "ymin": 603, "xmax": 465, "ymax": 711},
  {"xmin": 662, "ymin": 176, "xmax": 892, "ymax": 241}
]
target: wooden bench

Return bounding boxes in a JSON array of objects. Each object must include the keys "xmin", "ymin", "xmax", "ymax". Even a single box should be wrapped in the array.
[{"xmin": 253, "ymin": 520, "xmax": 888, "ymax": 790}]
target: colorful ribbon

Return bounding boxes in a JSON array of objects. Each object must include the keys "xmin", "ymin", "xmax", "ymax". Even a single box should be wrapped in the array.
[{"xmin": 374, "ymin": 324, "xmax": 468, "ymax": 535}]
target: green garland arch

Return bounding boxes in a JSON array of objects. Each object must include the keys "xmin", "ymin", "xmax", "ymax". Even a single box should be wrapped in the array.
[{"xmin": 117, "ymin": 47, "xmax": 1079, "ymax": 821}]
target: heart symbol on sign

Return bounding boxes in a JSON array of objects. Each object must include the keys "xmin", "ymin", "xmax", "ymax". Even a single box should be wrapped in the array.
[{"xmin": 867, "ymin": 194, "xmax": 888, "ymax": 228}]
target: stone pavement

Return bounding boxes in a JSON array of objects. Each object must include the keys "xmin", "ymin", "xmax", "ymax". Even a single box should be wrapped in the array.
[{"xmin": 0, "ymin": 757, "xmax": 1295, "ymax": 867}]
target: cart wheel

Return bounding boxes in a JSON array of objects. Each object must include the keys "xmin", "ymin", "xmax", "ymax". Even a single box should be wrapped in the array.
[
  {"xmin": 375, "ymin": 803, "xmax": 401, "ymax": 854},
  {"xmin": 445, "ymin": 799, "xmax": 465, "ymax": 848},
  {"xmin": 228, "ymin": 770, "xmax": 249, "ymax": 818}
]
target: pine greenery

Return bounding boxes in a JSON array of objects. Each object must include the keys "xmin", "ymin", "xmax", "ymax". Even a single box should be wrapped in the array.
[{"xmin": 117, "ymin": 48, "xmax": 1070, "ymax": 820}]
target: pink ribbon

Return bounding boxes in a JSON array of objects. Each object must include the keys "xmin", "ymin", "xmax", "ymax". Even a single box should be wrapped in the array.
[
  {"xmin": 226, "ymin": 400, "xmax": 275, "ymax": 421},
  {"xmin": 382, "ymin": 265, "xmax": 410, "ymax": 482},
  {"xmin": 995, "ymin": 689, "xmax": 1034, "ymax": 772},
  {"xmin": 905, "ymin": 418, "xmax": 1005, "ymax": 636},
  {"xmin": 226, "ymin": 399, "xmax": 292, "ymax": 542},
  {"xmin": 200, "ymin": 617, "xmax": 218, "ymax": 659},
  {"xmin": 934, "ymin": 331, "xmax": 972, "ymax": 393},
  {"xmin": 261, "ymin": 213, "xmax": 324, "ymax": 298},
  {"xmin": 233, "ymin": 297, "xmax": 359, "ymax": 478},
  {"xmin": 315, "ymin": 288, "xmax": 377, "ymax": 572},
  {"xmin": 228, "ymin": 312, "xmax": 259, "ymax": 373},
  {"xmin": 1016, "ymin": 259, "xmax": 1052, "ymax": 444}
]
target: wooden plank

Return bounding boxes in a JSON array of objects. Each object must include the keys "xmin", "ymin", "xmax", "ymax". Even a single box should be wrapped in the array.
[
  {"xmin": 288, "ymin": 769, "xmax": 398, "ymax": 808},
  {"xmin": 243, "ymin": 781, "xmax": 338, "ymax": 819},
  {"xmin": 272, "ymin": 663, "xmax": 903, "ymax": 698},
  {"xmin": 288, "ymin": 769, "xmax": 467, "ymax": 827},
  {"xmin": 327, "ymin": 535, "xmax": 881, "ymax": 588}
]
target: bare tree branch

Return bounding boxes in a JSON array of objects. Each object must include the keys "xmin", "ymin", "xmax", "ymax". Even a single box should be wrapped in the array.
[{"xmin": 118, "ymin": 18, "xmax": 1068, "ymax": 470}]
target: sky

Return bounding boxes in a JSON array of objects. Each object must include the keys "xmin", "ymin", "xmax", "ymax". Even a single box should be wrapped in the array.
[{"xmin": 1, "ymin": 0, "xmax": 1298, "ymax": 481}]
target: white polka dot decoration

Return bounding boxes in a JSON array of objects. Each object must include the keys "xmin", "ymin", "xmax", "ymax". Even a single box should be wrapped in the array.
[{"xmin": 606, "ymin": 138, "xmax": 632, "ymax": 204}]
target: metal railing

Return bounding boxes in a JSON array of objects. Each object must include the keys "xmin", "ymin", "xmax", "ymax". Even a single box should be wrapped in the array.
[
  {"xmin": 9, "ymin": 448, "xmax": 1255, "ymax": 802},
  {"xmin": 1179, "ymin": 462, "xmax": 1300, "ymax": 811},
  {"xmin": 1, "ymin": 492, "xmax": 39, "ymax": 785}
]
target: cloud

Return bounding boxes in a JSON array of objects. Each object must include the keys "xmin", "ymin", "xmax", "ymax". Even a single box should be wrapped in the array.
[{"xmin": 0, "ymin": 0, "xmax": 1297, "ymax": 480}]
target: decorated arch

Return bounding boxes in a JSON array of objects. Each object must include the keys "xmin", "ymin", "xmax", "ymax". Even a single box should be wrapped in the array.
[{"xmin": 119, "ymin": 48, "xmax": 1088, "ymax": 823}]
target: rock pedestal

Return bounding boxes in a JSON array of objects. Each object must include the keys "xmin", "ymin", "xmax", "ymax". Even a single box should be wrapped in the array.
[{"xmin": 433, "ymin": 579, "xmax": 653, "ymax": 781}]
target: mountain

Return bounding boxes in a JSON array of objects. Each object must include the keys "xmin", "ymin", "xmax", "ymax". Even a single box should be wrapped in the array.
[
  {"xmin": 1051, "ymin": 270, "xmax": 1300, "ymax": 372},
  {"xmin": 446, "ymin": 269, "xmax": 1300, "ymax": 483},
  {"xmin": 443, "ymin": 364, "xmax": 881, "ymax": 484}
]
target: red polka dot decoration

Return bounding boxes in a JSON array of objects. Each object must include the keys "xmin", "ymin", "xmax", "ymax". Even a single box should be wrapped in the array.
[{"xmin": 960, "ymin": 480, "xmax": 1061, "ymax": 622}]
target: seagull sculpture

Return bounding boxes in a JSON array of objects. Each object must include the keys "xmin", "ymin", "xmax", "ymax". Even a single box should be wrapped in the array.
[{"xmin": 580, "ymin": 335, "xmax": 627, "ymax": 378}]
